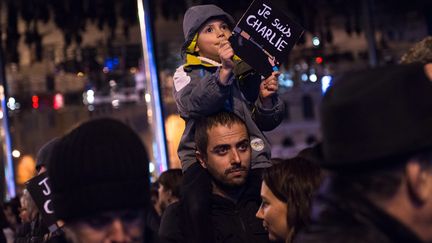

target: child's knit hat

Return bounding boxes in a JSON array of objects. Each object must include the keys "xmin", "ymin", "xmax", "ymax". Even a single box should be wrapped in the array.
[
  {"xmin": 182, "ymin": 4, "xmax": 235, "ymax": 56},
  {"xmin": 48, "ymin": 118, "xmax": 151, "ymax": 222}
]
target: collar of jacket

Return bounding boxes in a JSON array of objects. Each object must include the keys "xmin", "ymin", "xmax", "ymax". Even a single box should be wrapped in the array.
[
  {"xmin": 312, "ymin": 186, "xmax": 424, "ymax": 243},
  {"xmin": 184, "ymin": 54, "xmax": 242, "ymax": 69}
]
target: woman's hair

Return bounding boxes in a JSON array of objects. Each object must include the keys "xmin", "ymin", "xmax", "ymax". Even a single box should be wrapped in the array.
[
  {"xmin": 21, "ymin": 189, "xmax": 39, "ymax": 221},
  {"xmin": 262, "ymin": 157, "xmax": 322, "ymax": 240}
]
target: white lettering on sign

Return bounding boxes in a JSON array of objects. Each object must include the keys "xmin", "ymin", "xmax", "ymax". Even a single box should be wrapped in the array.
[
  {"xmin": 244, "ymin": 3, "xmax": 294, "ymax": 52},
  {"xmin": 272, "ymin": 18, "xmax": 291, "ymax": 38},
  {"xmin": 44, "ymin": 200, "xmax": 54, "ymax": 214},
  {"xmin": 245, "ymin": 15, "xmax": 288, "ymax": 51},
  {"xmin": 257, "ymin": 3, "xmax": 271, "ymax": 19},
  {"xmin": 38, "ymin": 178, "xmax": 51, "ymax": 196}
]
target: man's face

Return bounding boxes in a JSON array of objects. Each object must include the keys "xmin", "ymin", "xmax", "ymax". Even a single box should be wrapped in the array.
[
  {"xmin": 197, "ymin": 122, "xmax": 251, "ymax": 188},
  {"xmin": 65, "ymin": 210, "xmax": 144, "ymax": 243},
  {"xmin": 195, "ymin": 19, "xmax": 232, "ymax": 62}
]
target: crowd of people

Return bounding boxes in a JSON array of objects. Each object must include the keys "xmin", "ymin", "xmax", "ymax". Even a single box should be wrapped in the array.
[{"xmin": 1, "ymin": 3, "xmax": 432, "ymax": 243}]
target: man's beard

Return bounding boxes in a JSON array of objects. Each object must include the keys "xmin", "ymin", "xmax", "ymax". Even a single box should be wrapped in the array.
[{"xmin": 210, "ymin": 164, "xmax": 249, "ymax": 192}]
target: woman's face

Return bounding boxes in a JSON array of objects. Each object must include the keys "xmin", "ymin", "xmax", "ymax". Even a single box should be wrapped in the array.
[{"xmin": 256, "ymin": 181, "xmax": 289, "ymax": 242}]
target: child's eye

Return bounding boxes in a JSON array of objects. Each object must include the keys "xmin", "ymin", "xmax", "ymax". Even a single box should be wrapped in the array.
[
  {"xmin": 221, "ymin": 24, "xmax": 228, "ymax": 30},
  {"xmin": 205, "ymin": 27, "xmax": 213, "ymax": 33}
]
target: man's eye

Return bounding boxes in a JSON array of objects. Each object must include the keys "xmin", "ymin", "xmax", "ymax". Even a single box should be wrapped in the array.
[
  {"xmin": 214, "ymin": 147, "xmax": 228, "ymax": 154},
  {"xmin": 238, "ymin": 143, "xmax": 249, "ymax": 151}
]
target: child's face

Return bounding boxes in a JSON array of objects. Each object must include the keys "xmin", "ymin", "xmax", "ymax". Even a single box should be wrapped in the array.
[{"xmin": 195, "ymin": 19, "xmax": 232, "ymax": 62}]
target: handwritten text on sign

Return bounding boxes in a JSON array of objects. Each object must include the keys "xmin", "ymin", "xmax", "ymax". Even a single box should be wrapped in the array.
[
  {"xmin": 26, "ymin": 172, "xmax": 59, "ymax": 232},
  {"xmin": 245, "ymin": 3, "xmax": 291, "ymax": 51}
]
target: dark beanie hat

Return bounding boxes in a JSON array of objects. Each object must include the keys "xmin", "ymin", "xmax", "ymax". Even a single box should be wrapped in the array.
[
  {"xmin": 320, "ymin": 63, "xmax": 432, "ymax": 170},
  {"xmin": 181, "ymin": 4, "xmax": 235, "ymax": 55},
  {"xmin": 48, "ymin": 118, "xmax": 150, "ymax": 222},
  {"xmin": 36, "ymin": 137, "xmax": 60, "ymax": 171}
]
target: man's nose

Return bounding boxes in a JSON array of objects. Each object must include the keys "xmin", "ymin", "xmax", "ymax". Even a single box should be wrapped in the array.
[
  {"xmin": 230, "ymin": 149, "xmax": 241, "ymax": 164},
  {"xmin": 106, "ymin": 219, "xmax": 129, "ymax": 243}
]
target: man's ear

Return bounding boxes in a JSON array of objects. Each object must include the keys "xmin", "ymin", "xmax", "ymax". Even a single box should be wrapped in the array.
[
  {"xmin": 196, "ymin": 151, "xmax": 207, "ymax": 169},
  {"xmin": 406, "ymin": 161, "xmax": 432, "ymax": 203}
]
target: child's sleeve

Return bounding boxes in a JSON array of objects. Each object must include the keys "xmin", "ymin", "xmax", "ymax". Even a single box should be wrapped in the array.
[
  {"xmin": 173, "ymin": 66, "xmax": 234, "ymax": 119},
  {"xmin": 252, "ymin": 94, "xmax": 285, "ymax": 131}
]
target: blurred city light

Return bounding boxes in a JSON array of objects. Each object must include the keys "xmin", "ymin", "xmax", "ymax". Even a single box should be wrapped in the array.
[
  {"xmin": 149, "ymin": 162, "xmax": 155, "ymax": 173},
  {"xmin": 32, "ymin": 95, "xmax": 39, "ymax": 109},
  {"xmin": 7, "ymin": 97, "xmax": 19, "ymax": 111},
  {"xmin": 312, "ymin": 36, "xmax": 320, "ymax": 47},
  {"xmin": 301, "ymin": 73, "xmax": 308, "ymax": 81},
  {"xmin": 12, "ymin": 150, "xmax": 20, "ymax": 158},
  {"xmin": 321, "ymin": 75, "xmax": 333, "ymax": 93},
  {"xmin": 309, "ymin": 74, "xmax": 318, "ymax": 82},
  {"xmin": 104, "ymin": 57, "xmax": 120, "ymax": 71},
  {"xmin": 278, "ymin": 73, "xmax": 294, "ymax": 88},
  {"xmin": 109, "ymin": 80, "xmax": 117, "ymax": 87},
  {"xmin": 112, "ymin": 99, "xmax": 120, "ymax": 108},
  {"xmin": 83, "ymin": 89, "xmax": 95, "ymax": 105},
  {"xmin": 53, "ymin": 93, "xmax": 64, "ymax": 110},
  {"xmin": 130, "ymin": 67, "xmax": 138, "ymax": 74},
  {"xmin": 145, "ymin": 93, "xmax": 151, "ymax": 103}
]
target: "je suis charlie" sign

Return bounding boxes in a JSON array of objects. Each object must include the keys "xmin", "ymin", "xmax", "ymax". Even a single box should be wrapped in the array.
[{"xmin": 229, "ymin": 0, "xmax": 304, "ymax": 77}]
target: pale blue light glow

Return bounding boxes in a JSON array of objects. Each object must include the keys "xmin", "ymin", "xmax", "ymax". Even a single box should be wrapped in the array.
[
  {"xmin": 321, "ymin": 75, "xmax": 332, "ymax": 93},
  {"xmin": 0, "ymin": 85, "xmax": 16, "ymax": 200},
  {"xmin": 312, "ymin": 36, "xmax": 320, "ymax": 47},
  {"xmin": 138, "ymin": 0, "xmax": 168, "ymax": 174},
  {"xmin": 278, "ymin": 73, "xmax": 294, "ymax": 88}
]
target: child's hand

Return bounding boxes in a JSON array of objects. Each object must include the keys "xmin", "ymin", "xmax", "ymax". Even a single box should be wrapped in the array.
[
  {"xmin": 218, "ymin": 40, "xmax": 235, "ymax": 70},
  {"xmin": 259, "ymin": 71, "xmax": 280, "ymax": 106}
]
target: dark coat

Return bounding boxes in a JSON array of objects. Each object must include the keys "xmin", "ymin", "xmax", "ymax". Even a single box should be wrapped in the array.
[
  {"xmin": 159, "ymin": 175, "xmax": 269, "ymax": 243},
  {"xmin": 295, "ymin": 185, "xmax": 424, "ymax": 243}
]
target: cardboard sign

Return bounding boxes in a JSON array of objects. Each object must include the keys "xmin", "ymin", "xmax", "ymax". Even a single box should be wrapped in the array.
[
  {"xmin": 229, "ymin": 0, "xmax": 304, "ymax": 77},
  {"xmin": 26, "ymin": 172, "xmax": 59, "ymax": 232}
]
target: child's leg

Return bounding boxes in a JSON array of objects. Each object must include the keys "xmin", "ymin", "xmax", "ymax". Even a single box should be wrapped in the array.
[{"xmin": 181, "ymin": 162, "xmax": 214, "ymax": 243}]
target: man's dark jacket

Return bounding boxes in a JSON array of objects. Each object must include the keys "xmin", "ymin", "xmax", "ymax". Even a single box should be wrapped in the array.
[
  {"xmin": 294, "ymin": 181, "xmax": 425, "ymax": 243},
  {"xmin": 159, "ymin": 175, "xmax": 269, "ymax": 243}
]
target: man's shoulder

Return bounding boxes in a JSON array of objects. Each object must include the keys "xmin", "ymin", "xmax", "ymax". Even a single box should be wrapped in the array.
[
  {"xmin": 159, "ymin": 202, "xmax": 185, "ymax": 242},
  {"xmin": 295, "ymin": 224, "xmax": 390, "ymax": 243},
  {"xmin": 160, "ymin": 202, "xmax": 182, "ymax": 228}
]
